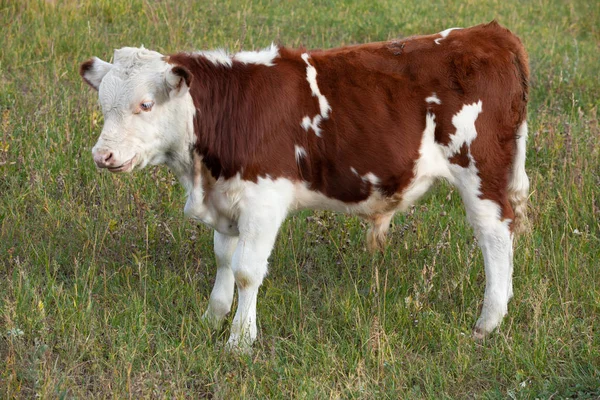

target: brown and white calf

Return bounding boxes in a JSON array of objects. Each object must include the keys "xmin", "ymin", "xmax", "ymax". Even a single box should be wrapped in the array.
[{"xmin": 80, "ymin": 21, "xmax": 529, "ymax": 350}]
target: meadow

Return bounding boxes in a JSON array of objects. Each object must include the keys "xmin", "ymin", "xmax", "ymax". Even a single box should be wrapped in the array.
[{"xmin": 1, "ymin": 0, "xmax": 599, "ymax": 398}]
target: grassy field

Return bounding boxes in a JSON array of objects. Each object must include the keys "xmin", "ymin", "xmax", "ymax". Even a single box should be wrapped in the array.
[{"xmin": 1, "ymin": 0, "xmax": 599, "ymax": 398}]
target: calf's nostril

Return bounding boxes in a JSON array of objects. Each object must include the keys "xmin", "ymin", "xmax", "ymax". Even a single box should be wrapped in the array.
[{"xmin": 93, "ymin": 150, "xmax": 115, "ymax": 167}]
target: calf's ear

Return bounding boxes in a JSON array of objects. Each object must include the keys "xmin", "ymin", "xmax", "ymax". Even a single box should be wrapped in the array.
[
  {"xmin": 165, "ymin": 64, "xmax": 192, "ymax": 98},
  {"xmin": 80, "ymin": 57, "xmax": 113, "ymax": 90}
]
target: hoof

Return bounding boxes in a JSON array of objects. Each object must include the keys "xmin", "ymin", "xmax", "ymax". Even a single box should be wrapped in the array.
[
  {"xmin": 201, "ymin": 309, "xmax": 227, "ymax": 330},
  {"xmin": 225, "ymin": 335, "xmax": 253, "ymax": 354},
  {"xmin": 474, "ymin": 302, "xmax": 507, "ymax": 340},
  {"xmin": 473, "ymin": 311, "xmax": 504, "ymax": 340},
  {"xmin": 472, "ymin": 326, "xmax": 487, "ymax": 340}
]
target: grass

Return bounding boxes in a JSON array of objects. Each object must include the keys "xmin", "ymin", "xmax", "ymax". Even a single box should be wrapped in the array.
[{"xmin": 1, "ymin": 0, "xmax": 599, "ymax": 398}]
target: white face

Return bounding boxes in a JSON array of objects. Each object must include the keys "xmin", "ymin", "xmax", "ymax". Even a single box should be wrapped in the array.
[{"xmin": 81, "ymin": 47, "xmax": 193, "ymax": 173}]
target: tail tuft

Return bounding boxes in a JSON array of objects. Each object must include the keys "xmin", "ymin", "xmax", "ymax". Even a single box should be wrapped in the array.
[
  {"xmin": 508, "ymin": 121, "xmax": 530, "ymax": 235},
  {"xmin": 366, "ymin": 213, "xmax": 394, "ymax": 253}
]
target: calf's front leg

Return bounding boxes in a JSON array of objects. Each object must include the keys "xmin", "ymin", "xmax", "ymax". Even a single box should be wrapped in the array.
[
  {"xmin": 226, "ymin": 204, "xmax": 288, "ymax": 351},
  {"xmin": 202, "ymin": 231, "xmax": 238, "ymax": 328}
]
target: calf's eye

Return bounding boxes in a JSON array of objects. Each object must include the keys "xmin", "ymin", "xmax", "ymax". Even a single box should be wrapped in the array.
[{"xmin": 140, "ymin": 101, "xmax": 154, "ymax": 112}]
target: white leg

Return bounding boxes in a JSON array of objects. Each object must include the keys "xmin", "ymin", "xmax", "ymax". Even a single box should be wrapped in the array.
[
  {"xmin": 473, "ymin": 217, "xmax": 513, "ymax": 338},
  {"xmin": 226, "ymin": 186, "xmax": 290, "ymax": 351},
  {"xmin": 226, "ymin": 218, "xmax": 285, "ymax": 351},
  {"xmin": 202, "ymin": 231, "xmax": 238, "ymax": 328},
  {"xmin": 452, "ymin": 165, "xmax": 513, "ymax": 338},
  {"xmin": 227, "ymin": 275, "xmax": 260, "ymax": 351}
]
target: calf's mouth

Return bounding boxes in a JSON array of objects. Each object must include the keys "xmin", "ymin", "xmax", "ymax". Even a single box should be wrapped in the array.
[{"xmin": 107, "ymin": 156, "xmax": 136, "ymax": 173}]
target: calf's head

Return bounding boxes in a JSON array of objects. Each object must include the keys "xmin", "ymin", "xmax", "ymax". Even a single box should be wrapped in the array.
[{"xmin": 80, "ymin": 47, "xmax": 192, "ymax": 173}]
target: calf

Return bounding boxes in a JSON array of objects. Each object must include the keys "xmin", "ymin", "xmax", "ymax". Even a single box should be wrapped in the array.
[{"xmin": 80, "ymin": 21, "xmax": 529, "ymax": 350}]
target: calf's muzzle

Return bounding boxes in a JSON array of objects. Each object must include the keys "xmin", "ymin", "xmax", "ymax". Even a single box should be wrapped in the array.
[{"xmin": 93, "ymin": 149, "xmax": 115, "ymax": 168}]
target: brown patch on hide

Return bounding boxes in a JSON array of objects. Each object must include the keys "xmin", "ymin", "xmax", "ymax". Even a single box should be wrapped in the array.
[{"xmin": 166, "ymin": 21, "xmax": 528, "ymax": 216}]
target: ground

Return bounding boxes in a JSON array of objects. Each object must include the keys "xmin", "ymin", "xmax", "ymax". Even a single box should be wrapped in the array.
[{"xmin": 0, "ymin": 0, "xmax": 599, "ymax": 398}]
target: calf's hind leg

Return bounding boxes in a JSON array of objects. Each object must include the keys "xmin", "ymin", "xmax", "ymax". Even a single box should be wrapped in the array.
[
  {"xmin": 470, "ymin": 203, "xmax": 513, "ymax": 339},
  {"xmin": 452, "ymin": 165, "xmax": 515, "ymax": 339}
]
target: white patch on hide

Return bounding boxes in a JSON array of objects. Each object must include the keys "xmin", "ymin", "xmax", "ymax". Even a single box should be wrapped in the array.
[
  {"xmin": 443, "ymin": 100, "xmax": 482, "ymax": 157},
  {"xmin": 292, "ymin": 181, "xmax": 392, "ymax": 216},
  {"xmin": 425, "ymin": 93, "xmax": 441, "ymax": 104},
  {"xmin": 399, "ymin": 113, "xmax": 452, "ymax": 210},
  {"xmin": 196, "ymin": 49, "xmax": 233, "ymax": 67},
  {"xmin": 234, "ymin": 43, "xmax": 279, "ymax": 66},
  {"xmin": 198, "ymin": 44, "xmax": 279, "ymax": 68},
  {"xmin": 434, "ymin": 27, "xmax": 461, "ymax": 44},
  {"xmin": 300, "ymin": 114, "xmax": 323, "ymax": 137},
  {"xmin": 294, "ymin": 145, "xmax": 307, "ymax": 164},
  {"xmin": 300, "ymin": 53, "xmax": 331, "ymax": 137},
  {"xmin": 362, "ymin": 172, "xmax": 380, "ymax": 185}
]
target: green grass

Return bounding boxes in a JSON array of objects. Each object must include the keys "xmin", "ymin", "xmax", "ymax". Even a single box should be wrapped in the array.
[{"xmin": 1, "ymin": 0, "xmax": 599, "ymax": 398}]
